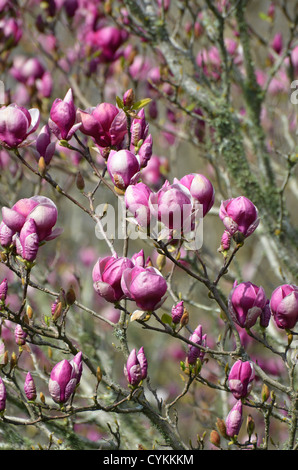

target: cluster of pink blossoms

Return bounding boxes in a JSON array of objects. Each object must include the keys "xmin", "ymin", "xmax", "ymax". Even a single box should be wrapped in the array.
[{"xmin": 0, "ymin": 62, "xmax": 297, "ymax": 436}]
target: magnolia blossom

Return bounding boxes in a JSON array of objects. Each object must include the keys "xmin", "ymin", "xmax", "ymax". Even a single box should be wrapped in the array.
[
  {"xmin": 225, "ymin": 400, "xmax": 243, "ymax": 438},
  {"xmin": 0, "ymin": 104, "xmax": 40, "ymax": 148},
  {"xmin": 48, "ymin": 353, "xmax": 83, "ymax": 404},
  {"xmin": 121, "ymin": 265, "xmax": 167, "ymax": 311},
  {"xmin": 92, "ymin": 255, "xmax": 134, "ymax": 303},
  {"xmin": 77, "ymin": 102, "xmax": 127, "ymax": 148},
  {"xmin": 24, "ymin": 372, "xmax": 37, "ymax": 401},
  {"xmin": 219, "ymin": 196, "xmax": 259, "ymax": 239},
  {"xmin": 228, "ymin": 360, "xmax": 255, "ymax": 399},
  {"xmin": 0, "ymin": 278, "xmax": 8, "ymax": 302},
  {"xmin": 270, "ymin": 284, "xmax": 298, "ymax": 330},
  {"xmin": 125, "ymin": 182, "xmax": 153, "ymax": 228},
  {"xmin": 228, "ymin": 281, "xmax": 267, "ymax": 329},
  {"xmin": 107, "ymin": 149, "xmax": 140, "ymax": 190},
  {"xmin": 149, "ymin": 181, "xmax": 193, "ymax": 232},
  {"xmin": 187, "ymin": 324, "xmax": 207, "ymax": 365},
  {"xmin": 49, "ymin": 88, "xmax": 81, "ymax": 141},
  {"xmin": 2, "ymin": 195, "xmax": 62, "ymax": 242},
  {"xmin": 124, "ymin": 347, "xmax": 148, "ymax": 387},
  {"xmin": 176, "ymin": 173, "xmax": 215, "ymax": 217},
  {"xmin": 171, "ymin": 300, "xmax": 184, "ymax": 324},
  {"xmin": 0, "ymin": 376, "xmax": 6, "ymax": 412}
]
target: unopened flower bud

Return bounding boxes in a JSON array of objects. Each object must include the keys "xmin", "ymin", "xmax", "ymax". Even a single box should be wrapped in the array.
[
  {"xmin": 0, "ymin": 376, "xmax": 6, "ymax": 412},
  {"xmin": 171, "ymin": 300, "xmax": 184, "ymax": 324},
  {"xmin": 220, "ymin": 230, "xmax": 231, "ymax": 252},
  {"xmin": 261, "ymin": 383, "xmax": 270, "ymax": 402},
  {"xmin": 66, "ymin": 287, "xmax": 76, "ymax": 305},
  {"xmin": 225, "ymin": 400, "xmax": 243, "ymax": 438},
  {"xmin": 15, "ymin": 324, "xmax": 28, "ymax": 346},
  {"xmin": 40, "ymin": 391, "xmax": 46, "ymax": 404},
  {"xmin": 180, "ymin": 308, "xmax": 189, "ymax": 328},
  {"xmin": 246, "ymin": 414, "xmax": 255, "ymax": 439},
  {"xmin": 0, "ymin": 278, "xmax": 8, "ymax": 303},
  {"xmin": 216, "ymin": 417, "xmax": 227, "ymax": 438},
  {"xmin": 10, "ymin": 351, "xmax": 17, "ymax": 370},
  {"xmin": 156, "ymin": 253, "xmax": 166, "ymax": 271},
  {"xmin": 48, "ymin": 353, "xmax": 82, "ymax": 404},
  {"xmin": 228, "ymin": 360, "xmax": 255, "ymax": 399},
  {"xmin": 26, "ymin": 304, "xmax": 34, "ymax": 320},
  {"xmin": 210, "ymin": 429, "xmax": 221, "ymax": 448},
  {"xmin": 76, "ymin": 171, "xmax": 85, "ymax": 191},
  {"xmin": 52, "ymin": 301, "xmax": 63, "ymax": 322},
  {"xmin": 124, "ymin": 347, "xmax": 148, "ymax": 387},
  {"xmin": 38, "ymin": 156, "xmax": 47, "ymax": 176},
  {"xmin": 123, "ymin": 88, "xmax": 135, "ymax": 108},
  {"xmin": 24, "ymin": 372, "xmax": 37, "ymax": 401}
]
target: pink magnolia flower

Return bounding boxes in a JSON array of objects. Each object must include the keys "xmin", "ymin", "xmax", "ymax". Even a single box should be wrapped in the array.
[
  {"xmin": 176, "ymin": 173, "xmax": 215, "ymax": 217},
  {"xmin": 130, "ymin": 108, "xmax": 149, "ymax": 147},
  {"xmin": 24, "ymin": 372, "xmax": 37, "ymax": 401},
  {"xmin": 0, "ymin": 104, "xmax": 40, "ymax": 148},
  {"xmin": 187, "ymin": 324, "xmax": 207, "ymax": 364},
  {"xmin": 10, "ymin": 56, "xmax": 46, "ymax": 87},
  {"xmin": 225, "ymin": 400, "xmax": 243, "ymax": 437},
  {"xmin": 0, "ymin": 221, "xmax": 14, "ymax": 247},
  {"xmin": 92, "ymin": 255, "xmax": 134, "ymax": 303},
  {"xmin": 219, "ymin": 196, "xmax": 259, "ymax": 239},
  {"xmin": 124, "ymin": 347, "xmax": 148, "ymax": 387},
  {"xmin": 85, "ymin": 25, "xmax": 128, "ymax": 63},
  {"xmin": 121, "ymin": 265, "xmax": 167, "ymax": 311},
  {"xmin": 2, "ymin": 195, "xmax": 62, "ymax": 242},
  {"xmin": 0, "ymin": 376, "xmax": 6, "ymax": 412},
  {"xmin": 125, "ymin": 182, "xmax": 153, "ymax": 228},
  {"xmin": 270, "ymin": 284, "xmax": 298, "ymax": 330},
  {"xmin": 228, "ymin": 281, "xmax": 267, "ymax": 329},
  {"xmin": 0, "ymin": 278, "xmax": 8, "ymax": 302},
  {"xmin": 107, "ymin": 150, "xmax": 140, "ymax": 190},
  {"xmin": 35, "ymin": 124, "xmax": 56, "ymax": 165},
  {"xmin": 148, "ymin": 181, "xmax": 193, "ymax": 232},
  {"xmin": 14, "ymin": 323, "xmax": 28, "ymax": 346},
  {"xmin": 0, "ymin": 17, "xmax": 22, "ymax": 48},
  {"xmin": 48, "ymin": 359, "xmax": 78, "ymax": 404},
  {"xmin": 15, "ymin": 218, "xmax": 39, "ymax": 262},
  {"xmin": 228, "ymin": 360, "xmax": 255, "ymax": 399},
  {"xmin": 171, "ymin": 300, "xmax": 184, "ymax": 324},
  {"xmin": 77, "ymin": 102, "xmax": 127, "ymax": 148},
  {"xmin": 49, "ymin": 88, "xmax": 81, "ymax": 141},
  {"xmin": 48, "ymin": 353, "xmax": 82, "ymax": 405}
]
